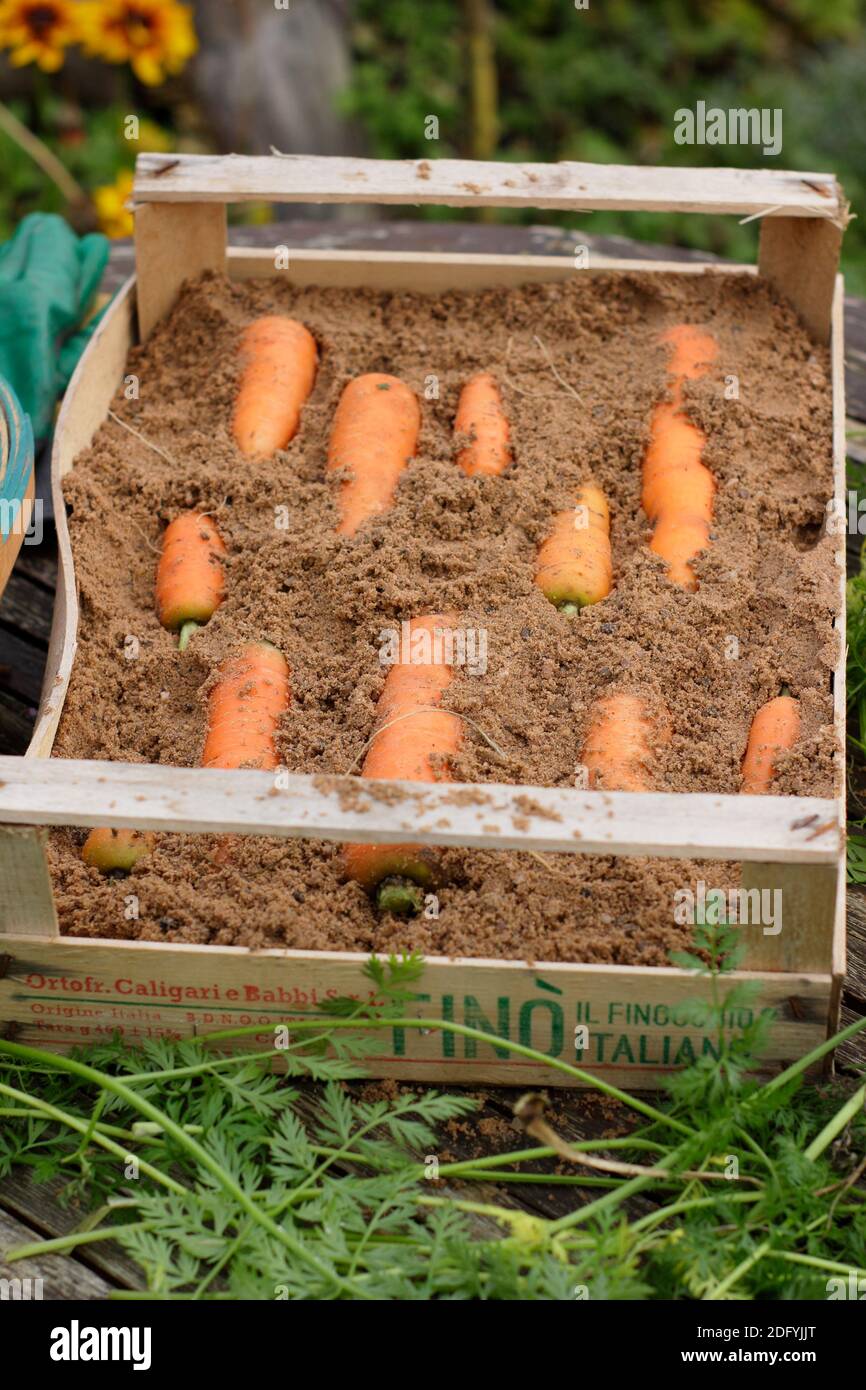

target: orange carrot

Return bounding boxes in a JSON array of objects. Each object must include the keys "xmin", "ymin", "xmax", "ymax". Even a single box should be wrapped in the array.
[
  {"xmin": 232, "ymin": 316, "xmax": 318, "ymax": 460},
  {"xmin": 81, "ymin": 643, "xmax": 289, "ymax": 873},
  {"xmin": 343, "ymin": 613, "xmax": 462, "ymax": 914},
  {"xmin": 536, "ymin": 482, "xmax": 612, "ymax": 613},
  {"xmin": 82, "ymin": 827, "xmax": 154, "ymax": 873},
  {"xmin": 156, "ymin": 511, "xmax": 226, "ymax": 651},
  {"xmin": 582, "ymin": 693, "xmax": 670, "ymax": 792},
  {"xmin": 642, "ymin": 324, "xmax": 718, "ymax": 590},
  {"xmin": 455, "ymin": 372, "xmax": 511, "ymax": 477},
  {"xmin": 741, "ymin": 691, "xmax": 801, "ymax": 793},
  {"xmin": 327, "ymin": 374, "xmax": 420, "ymax": 536},
  {"xmin": 202, "ymin": 641, "xmax": 289, "ymax": 771}
]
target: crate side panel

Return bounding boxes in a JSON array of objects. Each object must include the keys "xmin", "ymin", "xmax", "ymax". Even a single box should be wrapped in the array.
[
  {"xmin": 0, "ymin": 831, "xmax": 57, "ymax": 936},
  {"xmin": 0, "ymin": 937, "xmax": 830, "ymax": 1088},
  {"xmin": 27, "ymin": 280, "xmax": 136, "ymax": 762},
  {"xmin": 831, "ymin": 276, "xmax": 848, "ymax": 984}
]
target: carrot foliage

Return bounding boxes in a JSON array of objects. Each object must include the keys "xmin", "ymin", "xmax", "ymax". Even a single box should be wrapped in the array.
[{"xmin": 1, "ymin": 948, "xmax": 864, "ymax": 1301}]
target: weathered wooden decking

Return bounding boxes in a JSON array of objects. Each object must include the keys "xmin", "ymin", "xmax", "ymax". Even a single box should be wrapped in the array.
[{"xmin": 1, "ymin": 220, "xmax": 864, "ymax": 1298}]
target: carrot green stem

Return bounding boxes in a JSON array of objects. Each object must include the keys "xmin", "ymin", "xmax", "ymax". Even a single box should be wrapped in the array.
[
  {"xmin": 559, "ymin": 601, "xmax": 581, "ymax": 616},
  {"xmin": 0, "ymin": 1042, "xmax": 368, "ymax": 1298},
  {"xmin": 376, "ymin": 878, "xmax": 426, "ymax": 916},
  {"xmin": 178, "ymin": 620, "xmax": 200, "ymax": 652},
  {"xmin": 779, "ymin": 682, "xmax": 792, "ymax": 698}
]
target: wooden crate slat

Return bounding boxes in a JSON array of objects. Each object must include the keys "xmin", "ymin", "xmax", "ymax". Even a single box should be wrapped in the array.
[
  {"xmin": 830, "ymin": 277, "xmax": 848, "ymax": 987},
  {"xmin": 225, "ymin": 246, "xmax": 758, "ymax": 286},
  {"xmin": 0, "ymin": 933, "xmax": 832, "ymax": 1087},
  {"xmin": 133, "ymin": 154, "xmax": 845, "ymax": 222},
  {"xmin": 0, "ymin": 755, "xmax": 840, "ymax": 863}
]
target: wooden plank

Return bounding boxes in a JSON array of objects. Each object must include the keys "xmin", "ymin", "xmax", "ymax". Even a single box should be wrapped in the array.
[
  {"xmin": 13, "ymin": 542, "xmax": 57, "ymax": 591},
  {"xmin": 836, "ymin": 1002, "xmax": 866, "ymax": 1075},
  {"xmin": 0, "ymin": 690, "xmax": 35, "ymax": 756},
  {"xmin": 0, "ymin": 569, "xmax": 52, "ymax": 644},
  {"xmin": 0, "ymin": 1207, "xmax": 114, "ymax": 1301},
  {"xmin": 0, "ymin": 1172, "xmax": 143, "ymax": 1290},
  {"xmin": 134, "ymin": 154, "xmax": 845, "ymax": 222},
  {"xmin": 26, "ymin": 281, "xmax": 135, "ymax": 762},
  {"xmin": 844, "ymin": 890, "xmax": 866, "ymax": 1009},
  {"xmin": 51, "ymin": 278, "xmax": 135, "ymax": 483},
  {"xmin": 739, "ymin": 863, "xmax": 838, "ymax": 975},
  {"xmin": 226, "ymin": 245, "xmax": 757, "ymax": 290},
  {"xmin": 0, "ymin": 827, "xmax": 58, "ymax": 937},
  {"xmin": 0, "ymin": 934, "xmax": 832, "ymax": 1087},
  {"xmin": 0, "ymin": 625, "xmax": 45, "ymax": 704},
  {"xmin": 831, "ymin": 277, "xmax": 848, "ymax": 986},
  {"xmin": 758, "ymin": 216, "xmax": 843, "ymax": 343},
  {"xmin": 0, "ymin": 756, "xmax": 841, "ymax": 863},
  {"xmin": 134, "ymin": 202, "xmax": 226, "ymax": 339}
]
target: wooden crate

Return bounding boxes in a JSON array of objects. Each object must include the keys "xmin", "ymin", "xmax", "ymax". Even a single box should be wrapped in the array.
[{"xmin": 0, "ymin": 155, "xmax": 849, "ymax": 1087}]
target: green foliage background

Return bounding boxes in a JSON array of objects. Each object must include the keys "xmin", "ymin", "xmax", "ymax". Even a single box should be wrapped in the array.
[{"xmin": 346, "ymin": 0, "xmax": 866, "ymax": 290}]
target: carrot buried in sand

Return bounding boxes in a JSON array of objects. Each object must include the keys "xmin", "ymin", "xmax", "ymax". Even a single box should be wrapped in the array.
[
  {"xmin": 581, "ymin": 692, "xmax": 670, "ymax": 792},
  {"xmin": 455, "ymin": 372, "xmax": 511, "ymax": 477},
  {"xmin": 202, "ymin": 641, "xmax": 289, "ymax": 771},
  {"xmin": 343, "ymin": 613, "xmax": 462, "ymax": 915},
  {"xmin": 535, "ymin": 482, "xmax": 612, "ymax": 614},
  {"xmin": 327, "ymin": 374, "xmax": 420, "ymax": 536},
  {"xmin": 232, "ymin": 316, "xmax": 318, "ymax": 460},
  {"xmin": 156, "ymin": 511, "xmax": 226, "ymax": 651},
  {"xmin": 642, "ymin": 324, "xmax": 718, "ymax": 591},
  {"xmin": 84, "ymin": 509, "xmax": 227, "ymax": 860},
  {"xmin": 741, "ymin": 688, "xmax": 801, "ymax": 794},
  {"xmin": 82, "ymin": 644, "xmax": 289, "ymax": 873}
]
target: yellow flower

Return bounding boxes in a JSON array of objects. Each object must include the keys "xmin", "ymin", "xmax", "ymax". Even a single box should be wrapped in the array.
[
  {"xmin": 94, "ymin": 167, "xmax": 134, "ymax": 238},
  {"xmin": 0, "ymin": 0, "xmax": 80, "ymax": 72},
  {"xmin": 128, "ymin": 116, "xmax": 172, "ymax": 151},
  {"xmin": 78, "ymin": 0, "xmax": 196, "ymax": 86}
]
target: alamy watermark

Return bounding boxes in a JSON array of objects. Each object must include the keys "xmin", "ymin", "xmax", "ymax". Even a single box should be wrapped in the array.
[
  {"xmin": 1, "ymin": 1276, "xmax": 43, "ymax": 1300},
  {"xmin": 0, "ymin": 497, "xmax": 43, "ymax": 546},
  {"xmin": 827, "ymin": 493, "xmax": 866, "ymax": 536},
  {"xmin": 674, "ymin": 880, "xmax": 782, "ymax": 936},
  {"xmin": 674, "ymin": 100, "xmax": 782, "ymax": 157},
  {"xmin": 378, "ymin": 620, "xmax": 487, "ymax": 677},
  {"xmin": 50, "ymin": 1321, "xmax": 152, "ymax": 1370}
]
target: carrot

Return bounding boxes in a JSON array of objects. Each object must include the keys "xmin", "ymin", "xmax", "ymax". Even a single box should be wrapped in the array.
[
  {"xmin": 232, "ymin": 316, "xmax": 318, "ymax": 460},
  {"xmin": 81, "ymin": 643, "xmax": 288, "ymax": 872},
  {"xmin": 741, "ymin": 690, "xmax": 801, "ymax": 793},
  {"xmin": 327, "ymin": 374, "xmax": 420, "ymax": 536},
  {"xmin": 156, "ymin": 511, "xmax": 226, "ymax": 651},
  {"xmin": 455, "ymin": 372, "xmax": 511, "ymax": 477},
  {"xmin": 343, "ymin": 613, "xmax": 462, "ymax": 914},
  {"xmin": 642, "ymin": 324, "xmax": 718, "ymax": 590},
  {"xmin": 535, "ymin": 482, "xmax": 612, "ymax": 613},
  {"xmin": 202, "ymin": 641, "xmax": 289, "ymax": 770},
  {"xmin": 82, "ymin": 827, "xmax": 154, "ymax": 873},
  {"xmin": 582, "ymin": 693, "xmax": 670, "ymax": 792}
]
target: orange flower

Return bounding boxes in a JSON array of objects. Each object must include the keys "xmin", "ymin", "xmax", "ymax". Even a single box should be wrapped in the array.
[
  {"xmin": 78, "ymin": 0, "xmax": 196, "ymax": 86},
  {"xmin": 0, "ymin": 0, "xmax": 79, "ymax": 72}
]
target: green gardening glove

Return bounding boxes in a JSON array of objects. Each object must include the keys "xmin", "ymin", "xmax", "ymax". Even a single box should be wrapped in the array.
[{"xmin": 0, "ymin": 213, "xmax": 109, "ymax": 443}]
